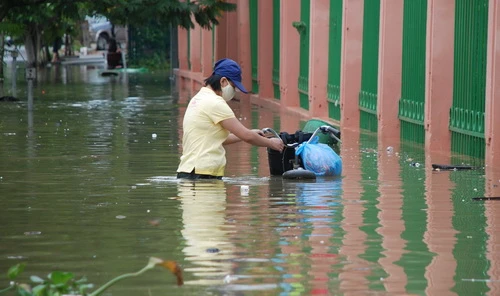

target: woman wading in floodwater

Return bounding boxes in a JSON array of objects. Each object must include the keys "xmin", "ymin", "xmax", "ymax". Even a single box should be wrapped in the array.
[{"xmin": 177, "ymin": 58, "xmax": 284, "ymax": 180}]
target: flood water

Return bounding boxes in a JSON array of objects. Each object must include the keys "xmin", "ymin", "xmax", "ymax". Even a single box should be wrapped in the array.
[{"xmin": 1, "ymin": 64, "xmax": 500, "ymax": 295}]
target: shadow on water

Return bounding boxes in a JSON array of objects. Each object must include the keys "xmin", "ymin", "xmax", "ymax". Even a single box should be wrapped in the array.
[{"xmin": 1, "ymin": 64, "xmax": 499, "ymax": 295}]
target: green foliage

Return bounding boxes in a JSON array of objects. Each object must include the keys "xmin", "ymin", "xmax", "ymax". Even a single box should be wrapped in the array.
[
  {"xmin": 128, "ymin": 22, "xmax": 172, "ymax": 69},
  {"xmin": 1, "ymin": 258, "xmax": 182, "ymax": 296},
  {"xmin": 7, "ymin": 264, "xmax": 26, "ymax": 280},
  {"xmin": 2, "ymin": 264, "xmax": 94, "ymax": 296},
  {"xmin": 85, "ymin": 0, "xmax": 236, "ymax": 30},
  {"xmin": 0, "ymin": 22, "xmax": 24, "ymax": 37},
  {"xmin": 0, "ymin": 0, "xmax": 235, "ymax": 68}
]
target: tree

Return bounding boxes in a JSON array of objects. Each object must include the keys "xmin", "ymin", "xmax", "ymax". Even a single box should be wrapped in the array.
[
  {"xmin": 85, "ymin": 0, "xmax": 236, "ymax": 29},
  {"xmin": 0, "ymin": 0, "xmax": 236, "ymax": 96}
]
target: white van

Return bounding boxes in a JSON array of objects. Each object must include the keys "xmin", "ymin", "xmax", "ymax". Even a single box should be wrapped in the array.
[{"xmin": 85, "ymin": 15, "xmax": 127, "ymax": 50}]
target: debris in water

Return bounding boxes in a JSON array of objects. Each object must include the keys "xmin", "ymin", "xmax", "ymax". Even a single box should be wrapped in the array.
[
  {"xmin": 473, "ymin": 196, "xmax": 500, "ymax": 201},
  {"xmin": 24, "ymin": 231, "xmax": 41, "ymax": 236},
  {"xmin": 224, "ymin": 274, "xmax": 238, "ymax": 284},
  {"xmin": 462, "ymin": 278, "xmax": 498, "ymax": 283},
  {"xmin": 148, "ymin": 219, "xmax": 161, "ymax": 226},
  {"xmin": 240, "ymin": 185, "xmax": 249, "ymax": 195}
]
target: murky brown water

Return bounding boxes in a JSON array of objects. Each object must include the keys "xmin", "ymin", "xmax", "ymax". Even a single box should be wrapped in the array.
[{"xmin": 1, "ymin": 64, "xmax": 500, "ymax": 295}]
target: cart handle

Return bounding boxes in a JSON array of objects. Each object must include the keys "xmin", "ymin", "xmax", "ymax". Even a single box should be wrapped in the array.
[
  {"xmin": 307, "ymin": 125, "xmax": 342, "ymax": 144},
  {"xmin": 261, "ymin": 127, "xmax": 282, "ymax": 140}
]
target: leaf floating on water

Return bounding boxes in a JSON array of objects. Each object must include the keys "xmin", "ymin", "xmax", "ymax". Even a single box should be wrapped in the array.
[
  {"xmin": 159, "ymin": 260, "xmax": 184, "ymax": 286},
  {"xmin": 115, "ymin": 215, "xmax": 126, "ymax": 219},
  {"xmin": 8, "ymin": 263, "xmax": 26, "ymax": 280}
]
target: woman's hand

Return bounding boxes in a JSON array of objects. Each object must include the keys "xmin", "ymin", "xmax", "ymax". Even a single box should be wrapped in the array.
[
  {"xmin": 251, "ymin": 129, "xmax": 265, "ymax": 137},
  {"xmin": 268, "ymin": 138, "xmax": 285, "ymax": 151},
  {"xmin": 221, "ymin": 118, "xmax": 284, "ymax": 150},
  {"xmin": 251, "ymin": 129, "xmax": 284, "ymax": 151}
]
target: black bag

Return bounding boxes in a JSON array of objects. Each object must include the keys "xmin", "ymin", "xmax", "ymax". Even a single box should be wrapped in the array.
[{"xmin": 267, "ymin": 131, "xmax": 313, "ymax": 176}]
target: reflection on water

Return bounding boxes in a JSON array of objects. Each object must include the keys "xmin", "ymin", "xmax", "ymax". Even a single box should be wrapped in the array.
[
  {"xmin": 1, "ymin": 64, "xmax": 499, "ymax": 295},
  {"xmin": 177, "ymin": 180, "xmax": 235, "ymax": 285}
]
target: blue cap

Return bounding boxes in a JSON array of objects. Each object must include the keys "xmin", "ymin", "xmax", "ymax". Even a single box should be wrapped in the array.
[{"xmin": 212, "ymin": 58, "xmax": 248, "ymax": 93}]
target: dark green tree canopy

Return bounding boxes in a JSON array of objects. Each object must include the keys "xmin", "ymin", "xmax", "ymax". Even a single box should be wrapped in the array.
[{"xmin": 1, "ymin": 0, "xmax": 236, "ymax": 30}]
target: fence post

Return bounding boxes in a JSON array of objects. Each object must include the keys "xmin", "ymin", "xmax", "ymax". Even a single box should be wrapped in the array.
[
  {"xmin": 424, "ymin": 0, "xmax": 454, "ymax": 156},
  {"xmin": 339, "ymin": 0, "xmax": 364, "ymax": 129},
  {"xmin": 485, "ymin": 0, "xmax": 500, "ymax": 168},
  {"xmin": 309, "ymin": 0, "xmax": 330, "ymax": 118},
  {"xmin": 377, "ymin": 0, "xmax": 403, "ymax": 142},
  {"xmin": 280, "ymin": 0, "xmax": 301, "ymax": 109}
]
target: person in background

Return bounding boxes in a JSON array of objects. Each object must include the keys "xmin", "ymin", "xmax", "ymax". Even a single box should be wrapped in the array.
[
  {"xmin": 177, "ymin": 58, "xmax": 285, "ymax": 180},
  {"xmin": 108, "ymin": 37, "xmax": 121, "ymax": 53},
  {"xmin": 106, "ymin": 38, "xmax": 123, "ymax": 69},
  {"xmin": 51, "ymin": 37, "xmax": 62, "ymax": 63}
]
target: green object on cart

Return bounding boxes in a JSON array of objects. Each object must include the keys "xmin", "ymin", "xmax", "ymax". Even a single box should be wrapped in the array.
[{"xmin": 303, "ymin": 119, "xmax": 338, "ymax": 146}]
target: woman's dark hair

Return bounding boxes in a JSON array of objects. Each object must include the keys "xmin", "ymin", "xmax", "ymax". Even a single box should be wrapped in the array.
[
  {"xmin": 204, "ymin": 74, "xmax": 230, "ymax": 92},
  {"xmin": 108, "ymin": 38, "xmax": 118, "ymax": 53}
]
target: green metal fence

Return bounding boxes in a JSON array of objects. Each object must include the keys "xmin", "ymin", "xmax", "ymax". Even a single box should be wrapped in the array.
[
  {"xmin": 451, "ymin": 0, "xmax": 488, "ymax": 159},
  {"xmin": 272, "ymin": 0, "xmax": 281, "ymax": 100},
  {"xmin": 399, "ymin": 0, "xmax": 427, "ymax": 144},
  {"xmin": 297, "ymin": 0, "xmax": 310, "ymax": 110},
  {"xmin": 326, "ymin": 0, "xmax": 343, "ymax": 122},
  {"xmin": 358, "ymin": 0, "xmax": 380, "ymax": 132},
  {"xmin": 250, "ymin": 0, "xmax": 259, "ymax": 94}
]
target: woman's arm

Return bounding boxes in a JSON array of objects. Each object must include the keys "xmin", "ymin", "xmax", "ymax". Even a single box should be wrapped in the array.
[
  {"xmin": 220, "ymin": 118, "xmax": 284, "ymax": 151},
  {"xmin": 223, "ymin": 129, "xmax": 264, "ymax": 145},
  {"xmin": 223, "ymin": 133, "xmax": 242, "ymax": 145}
]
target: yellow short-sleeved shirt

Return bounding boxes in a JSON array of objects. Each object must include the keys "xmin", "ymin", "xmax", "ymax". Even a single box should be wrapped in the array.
[{"xmin": 177, "ymin": 87, "xmax": 235, "ymax": 176}]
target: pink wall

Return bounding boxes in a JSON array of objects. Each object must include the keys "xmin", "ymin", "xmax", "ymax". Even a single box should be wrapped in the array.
[
  {"xmin": 308, "ymin": 0, "xmax": 330, "ymax": 118},
  {"xmin": 424, "ymin": 0, "xmax": 454, "ymax": 157},
  {"xmin": 235, "ymin": 0, "xmax": 252, "ymax": 96},
  {"xmin": 201, "ymin": 28, "xmax": 213, "ymax": 78},
  {"xmin": 486, "ymin": 0, "xmax": 500, "ymax": 169},
  {"xmin": 340, "ymin": 0, "xmax": 364, "ymax": 130},
  {"xmin": 257, "ymin": 0, "xmax": 274, "ymax": 99},
  {"xmin": 377, "ymin": 0, "xmax": 403, "ymax": 142},
  {"xmin": 190, "ymin": 25, "xmax": 201, "ymax": 73},
  {"xmin": 279, "ymin": 0, "xmax": 301, "ymax": 109},
  {"xmin": 178, "ymin": 28, "xmax": 189, "ymax": 71},
  {"xmin": 485, "ymin": 1, "xmax": 500, "ymax": 290}
]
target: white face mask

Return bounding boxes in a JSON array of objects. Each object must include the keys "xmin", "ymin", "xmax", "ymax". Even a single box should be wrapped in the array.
[{"xmin": 221, "ymin": 83, "xmax": 236, "ymax": 102}]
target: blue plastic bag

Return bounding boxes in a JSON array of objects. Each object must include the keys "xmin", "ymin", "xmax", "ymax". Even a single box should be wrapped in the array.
[{"xmin": 295, "ymin": 137, "xmax": 342, "ymax": 176}]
